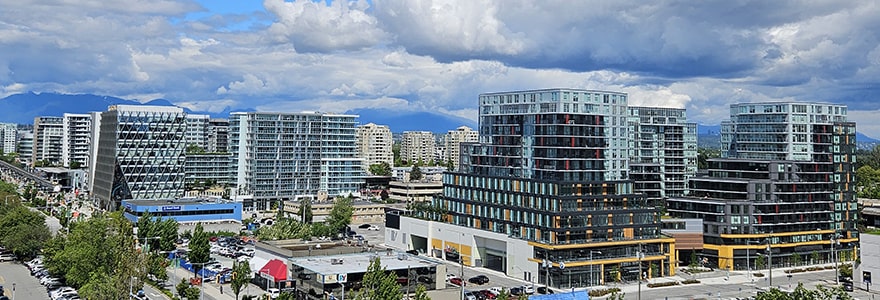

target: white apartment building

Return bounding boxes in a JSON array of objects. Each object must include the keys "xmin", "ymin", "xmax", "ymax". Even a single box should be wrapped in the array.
[
  {"xmin": 186, "ymin": 114, "xmax": 210, "ymax": 150},
  {"xmin": 356, "ymin": 123, "xmax": 393, "ymax": 172},
  {"xmin": 627, "ymin": 107, "xmax": 697, "ymax": 199},
  {"xmin": 229, "ymin": 112, "xmax": 364, "ymax": 210},
  {"xmin": 33, "ymin": 116, "xmax": 64, "ymax": 166},
  {"xmin": 0, "ymin": 123, "xmax": 16, "ymax": 154},
  {"xmin": 443, "ymin": 126, "xmax": 478, "ymax": 170},
  {"xmin": 401, "ymin": 131, "xmax": 436, "ymax": 165},
  {"xmin": 17, "ymin": 130, "xmax": 33, "ymax": 166},
  {"xmin": 62, "ymin": 113, "xmax": 92, "ymax": 169}
]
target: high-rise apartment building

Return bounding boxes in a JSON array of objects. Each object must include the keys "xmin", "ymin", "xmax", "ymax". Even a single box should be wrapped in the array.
[
  {"xmin": 0, "ymin": 123, "xmax": 16, "ymax": 154},
  {"xmin": 356, "ymin": 123, "xmax": 393, "ymax": 172},
  {"xmin": 627, "ymin": 107, "xmax": 698, "ymax": 199},
  {"xmin": 92, "ymin": 105, "xmax": 187, "ymax": 210},
  {"xmin": 17, "ymin": 130, "xmax": 33, "ymax": 166},
  {"xmin": 435, "ymin": 89, "xmax": 672, "ymax": 287},
  {"xmin": 667, "ymin": 102, "xmax": 857, "ymax": 271},
  {"xmin": 62, "ymin": 113, "xmax": 92, "ymax": 169},
  {"xmin": 207, "ymin": 118, "xmax": 229, "ymax": 153},
  {"xmin": 185, "ymin": 114, "xmax": 210, "ymax": 150},
  {"xmin": 401, "ymin": 131, "xmax": 435, "ymax": 165},
  {"xmin": 33, "ymin": 116, "xmax": 64, "ymax": 166},
  {"xmin": 229, "ymin": 112, "xmax": 364, "ymax": 209},
  {"xmin": 443, "ymin": 126, "xmax": 478, "ymax": 170}
]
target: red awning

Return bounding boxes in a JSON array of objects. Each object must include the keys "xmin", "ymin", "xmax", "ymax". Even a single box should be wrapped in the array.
[{"xmin": 259, "ymin": 259, "xmax": 287, "ymax": 282}]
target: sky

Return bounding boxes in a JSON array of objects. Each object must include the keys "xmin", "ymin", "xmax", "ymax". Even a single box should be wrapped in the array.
[{"xmin": 1, "ymin": 1, "xmax": 879, "ymax": 137}]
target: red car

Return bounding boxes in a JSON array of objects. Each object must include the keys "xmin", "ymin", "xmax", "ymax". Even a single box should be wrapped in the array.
[
  {"xmin": 449, "ymin": 277, "xmax": 465, "ymax": 286},
  {"xmin": 480, "ymin": 290, "xmax": 497, "ymax": 299}
]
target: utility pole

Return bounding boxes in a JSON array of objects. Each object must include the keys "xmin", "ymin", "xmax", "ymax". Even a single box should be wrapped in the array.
[
  {"xmin": 746, "ymin": 240, "xmax": 751, "ymax": 282},
  {"xmin": 833, "ymin": 234, "xmax": 840, "ymax": 287},
  {"xmin": 589, "ymin": 251, "xmax": 602, "ymax": 289},
  {"xmin": 766, "ymin": 240, "xmax": 773, "ymax": 288}
]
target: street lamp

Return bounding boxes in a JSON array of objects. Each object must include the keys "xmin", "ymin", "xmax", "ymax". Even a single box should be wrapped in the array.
[
  {"xmin": 832, "ymin": 233, "xmax": 842, "ymax": 287},
  {"xmin": 637, "ymin": 247, "xmax": 646, "ymax": 299},
  {"xmin": 765, "ymin": 239, "xmax": 773, "ymax": 289},
  {"xmin": 589, "ymin": 250, "xmax": 602, "ymax": 289}
]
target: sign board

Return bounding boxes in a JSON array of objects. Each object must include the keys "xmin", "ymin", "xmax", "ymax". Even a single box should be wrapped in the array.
[
  {"xmin": 260, "ymin": 272, "xmax": 274, "ymax": 282},
  {"xmin": 162, "ymin": 205, "xmax": 182, "ymax": 211},
  {"xmin": 865, "ymin": 271, "xmax": 872, "ymax": 284},
  {"xmin": 337, "ymin": 274, "xmax": 347, "ymax": 283},
  {"xmin": 559, "ymin": 262, "xmax": 565, "ymax": 270},
  {"xmin": 321, "ymin": 274, "xmax": 338, "ymax": 284}
]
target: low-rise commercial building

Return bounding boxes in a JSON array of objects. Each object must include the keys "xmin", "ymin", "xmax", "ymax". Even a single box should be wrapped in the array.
[{"xmin": 121, "ymin": 197, "xmax": 242, "ymax": 223}]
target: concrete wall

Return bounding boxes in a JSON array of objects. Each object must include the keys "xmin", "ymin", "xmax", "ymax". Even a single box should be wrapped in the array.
[
  {"xmin": 856, "ymin": 233, "xmax": 880, "ymax": 291},
  {"xmin": 385, "ymin": 216, "xmax": 538, "ymax": 285}
]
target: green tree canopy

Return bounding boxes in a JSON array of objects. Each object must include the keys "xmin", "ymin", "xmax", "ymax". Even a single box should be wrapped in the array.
[
  {"xmin": 325, "ymin": 196, "xmax": 354, "ymax": 234},
  {"xmin": 410, "ymin": 165, "xmax": 423, "ymax": 181},
  {"xmin": 354, "ymin": 257, "xmax": 402, "ymax": 300},
  {"xmin": 231, "ymin": 260, "xmax": 253, "ymax": 300},
  {"xmin": 369, "ymin": 162, "xmax": 393, "ymax": 176},
  {"xmin": 0, "ymin": 204, "xmax": 51, "ymax": 258},
  {"xmin": 188, "ymin": 223, "xmax": 211, "ymax": 271}
]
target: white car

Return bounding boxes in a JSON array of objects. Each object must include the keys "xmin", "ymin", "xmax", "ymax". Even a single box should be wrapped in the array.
[
  {"xmin": 521, "ymin": 285, "xmax": 535, "ymax": 294},
  {"xmin": 367, "ymin": 225, "xmax": 380, "ymax": 231},
  {"xmin": 0, "ymin": 253, "xmax": 17, "ymax": 261},
  {"xmin": 267, "ymin": 288, "xmax": 281, "ymax": 299},
  {"xmin": 488, "ymin": 287, "xmax": 504, "ymax": 295}
]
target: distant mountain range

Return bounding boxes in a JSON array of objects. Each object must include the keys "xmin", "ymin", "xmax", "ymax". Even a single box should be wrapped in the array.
[
  {"xmin": 1, "ymin": 92, "xmax": 877, "ymax": 140},
  {"xmin": 0, "ymin": 92, "xmax": 476, "ymax": 133}
]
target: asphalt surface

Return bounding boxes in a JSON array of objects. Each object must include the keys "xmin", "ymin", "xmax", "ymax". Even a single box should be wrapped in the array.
[{"xmin": 0, "ymin": 261, "xmax": 51, "ymax": 300}]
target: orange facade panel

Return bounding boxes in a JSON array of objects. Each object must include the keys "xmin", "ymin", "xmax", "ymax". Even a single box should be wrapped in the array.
[{"xmin": 671, "ymin": 232, "xmax": 704, "ymax": 250}]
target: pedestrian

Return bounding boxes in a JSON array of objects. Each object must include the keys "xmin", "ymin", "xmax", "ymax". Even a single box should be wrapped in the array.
[{"xmin": 220, "ymin": 284, "xmax": 223, "ymax": 294}]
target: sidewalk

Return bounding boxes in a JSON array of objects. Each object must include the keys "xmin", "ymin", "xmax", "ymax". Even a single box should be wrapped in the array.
[{"xmin": 165, "ymin": 266, "xmax": 267, "ymax": 300}]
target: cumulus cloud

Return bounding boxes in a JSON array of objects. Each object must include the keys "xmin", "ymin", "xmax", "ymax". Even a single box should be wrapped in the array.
[
  {"xmin": 1, "ymin": 0, "xmax": 880, "ymax": 138},
  {"xmin": 264, "ymin": 0, "xmax": 386, "ymax": 52}
]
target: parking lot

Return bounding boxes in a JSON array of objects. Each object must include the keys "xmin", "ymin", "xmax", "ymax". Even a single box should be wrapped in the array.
[{"xmin": 0, "ymin": 261, "xmax": 51, "ymax": 300}]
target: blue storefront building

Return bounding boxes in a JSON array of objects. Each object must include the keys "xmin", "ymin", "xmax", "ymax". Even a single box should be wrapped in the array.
[{"xmin": 122, "ymin": 197, "xmax": 243, "ymax": 223}]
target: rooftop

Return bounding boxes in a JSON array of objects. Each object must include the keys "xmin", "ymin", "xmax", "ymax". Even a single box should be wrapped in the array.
[
  {"xmin": 123, "ymin": 197, "xmax": 236, "ymax": 206},
  {"xmin": 289, "ymin": 250, "xmax": 443, "ymax": 276}
]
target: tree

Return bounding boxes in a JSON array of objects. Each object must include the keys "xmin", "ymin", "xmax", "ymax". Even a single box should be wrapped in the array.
[
  {"xmin": 69, "ymin": 161, "xmax": 82, "ymax": 169},
  {"xmin": 325, "ymin": 196, "xmax": 354, "ymax": 234},
  {"xmin": 44, "ymin": 211, "xmax": 145, "ymax": 298},
  {"xmin": 189, "ymin": 223, "xmax": 211, "ymax": 272},
  {"xmin": 186, "ymin": 144, "xmax": 206, "ymax": 154},
  {"xmin": 607, "ymin": 290, "xmax": 626, "ymax": 300},
  {"xmin": 176, "ymin": 278, "xmax": 201, "ymax": 300},
  {"xmin": 791, "ymin": 252, "xmax": 802, "ymax": 266},
  {"xmin": 445, "ymin": 158, "xmax": 454, "ymax": 171},
  {"xmin": 811, "ymin": 251, "xmax": 821, "ymax": 264},
  {"xmin": 368, "ymin": 162, "xmax": 393, "ymax": 176},
  {"xmin": 297, "ymin": 200, "xmax": 313, "ymax": 223},
  {"xmin": 146, "ymin": 253, "xmax": 169, "ymax": 282},
  {"xmin": 0, "ymin": 204, "xmax": 51, "ymax": 258},
  {"xmin": 412, "ymin": 284, "xmax": 431, "ymax": 300},
  {"xmin": 839, "ymin": 263, "xmax": 853, "ymax": 279},
  {"xmin": 496, "ymin": 289, "xmax": 510, "ymax": 300},
  {"xmin": 410, "ymin": 165, "xmax": 423, "ymax": 181},
  {"xmin": 755, "ymin": 255, "xmax": 766, "ymax": 270},
  {"xmin": 231, "ymin": 260, "xmax": 252, "ymax": 300},
  {"xmin": 354, "ymin": 257, "xmax": 402, "ymax": 300},
  {"xmin": 137, "ymin": 212, "xmax": 179, "ymax": 252}
]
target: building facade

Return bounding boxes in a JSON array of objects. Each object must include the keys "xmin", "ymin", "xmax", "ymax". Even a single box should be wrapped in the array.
[
  {"xmin": 426, "ymin": 89, "xmax": 673, "ymax": 289},
  {"xmin": 207, "ymin": 118, "xmax": 229, "ymax": 153},
  {"xmin": 0, "ymin": 123, "xmax": 16, "ymax": 154},
  {"xmin": 355, "ymin": 123, "xmax": 393, "ymax": 172},
  {"xmin": 229, "ymin": 112, "xmax": 364, "ymax": 209},
  {"xmin": 92, "ymin": 105, "xmax": 187, "ymax": 210},
  {"xmin": 33, "ymin": 116, "xmax": 64, "ymax": 166},
  {"xmin": 668, "ymin": 102, "xmax": 858, "ymax": 271},
  {"xmin": 16, "ymin": 130, "xmax": 33, "ymax": 166},
  {"xmin": 184, "ymin": 153, "xmax": 233, "ymax": 188},
  {"xmin": 627, "ymin": 107, "xmax": 697, "ymax": 199},
  {"xmin": 443, "ymin": 126, "xmax": 478, "ymax": 170},
  {"xmin": 185, "ymin": 114, "xmax": 210, "ymax": 150},
  {"xmin": 62, "ymin": 113, "xmax": 92, "ymax": 169},
  {"xmin": 401, "ymin": 131, "xmax": 436, "ymax": 165}
]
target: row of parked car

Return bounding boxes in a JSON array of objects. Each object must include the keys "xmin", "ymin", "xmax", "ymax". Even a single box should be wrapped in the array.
[{"xmin": 26, "ymin": 257, "xmax": 81, "ymax": 300}]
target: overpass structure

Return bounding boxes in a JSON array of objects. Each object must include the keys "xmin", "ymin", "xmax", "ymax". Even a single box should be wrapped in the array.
[{"xmin": 0, "ymin": 160, "xmax": 56, "ymax": 191}]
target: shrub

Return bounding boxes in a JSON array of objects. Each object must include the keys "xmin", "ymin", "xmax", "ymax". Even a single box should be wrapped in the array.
[
  {"xmin": 647, "ymin": 281, "xmax": 680, "ymax": 288},
  {"xmin": 753, "ymin": 273, "xmax": 765, "ymax": 277},
  {"xmin": 681, "ymin": 279, "xmax": 700, "ymax": 285},
  {"xmin": 589, "ymin": 288, "xmax": 621, "ymax": 297}
]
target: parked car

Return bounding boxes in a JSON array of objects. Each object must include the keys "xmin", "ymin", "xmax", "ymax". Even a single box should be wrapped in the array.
[
  {"xmin": 521, "ymin": 285, "xmax": 535, "ymax": 294},
  {"xmin": 449, "ymin": 277, "xmax": 465, "ymax": 286},
  {"xmin": 479, "ymin": 290, "xmax": 497, "ymax": 299},
  {"xmin": 468, "ymin": 275, "xmax": 490, "ymax": 285},
  {"xmin": 358, "ymin": 224, "xmax": 372, "ymax": 229},
  {"xmin": 417, "ymin": 276, "xmax": 434, "ymax": 284},
  {"xmin": 0, "ymin": 253, "xmax": 17, "ymax": 261},
  {"xmin": 488, "ymin": 287, "xmax": 504, "ymax": 295},
  {"xmin": 267, "ymin": 288, "xmax": 281, "ymax": 299},
  {"xmin": 509, "ymin": 287, "xmax": 523, "ymax": 296},
  {"xmin": 367, "ymin": 225, "xmax": 380, "ymax": 231},
  {"xmin": 537, "ymin": 286, "xmax": 554, "ymax": 294}
]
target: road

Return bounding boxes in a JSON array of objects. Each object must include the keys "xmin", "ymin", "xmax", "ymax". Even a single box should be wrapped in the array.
[{"xmin": 0, "ymin": 261, "xmax": 51, "ymax": 300}]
